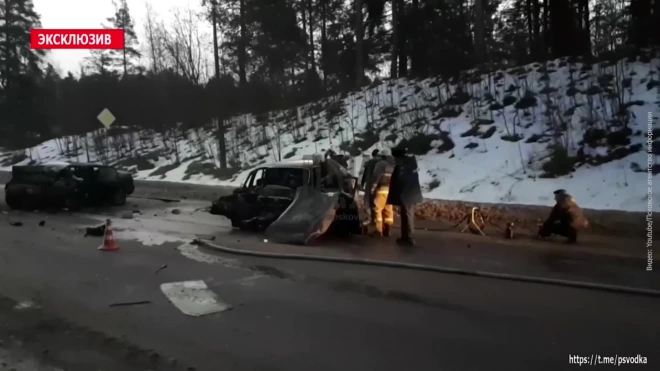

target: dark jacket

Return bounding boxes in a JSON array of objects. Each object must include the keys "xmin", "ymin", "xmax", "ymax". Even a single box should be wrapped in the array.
[
  {"xmin": 360, "ymin": 157, "xmax": 379, "ymax": 189},
  {"xmin": 387, "ymin": 155, "xmax": 423, "ymax": 206},
  {"xmin": 544, "ymin": 194, "xmax": 589, "ymax": 229},
  {"xmin": 365, "ymin": 155, "xmax": 395, "ymax": 193},
  {"xmin": 329, "ymin": 154, "xmax": 349, "ymax": 168}
]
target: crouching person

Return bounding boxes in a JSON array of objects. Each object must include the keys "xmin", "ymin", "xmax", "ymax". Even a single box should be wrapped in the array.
[
  {"xmin": 538, "ymin": 189, "xmax": 589, "ymax": 244},
  {"xmin": 366, "ymin": 149, "xmax": 395, "ymax": 237}
]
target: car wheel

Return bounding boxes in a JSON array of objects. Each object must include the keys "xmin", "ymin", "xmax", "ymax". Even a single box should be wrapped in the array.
[
  {"xmin": 230, "ymin": 212, "xmax": 241, "ymax": 228},
  {"xmin": 5, "ymin": 192, "xmax": 19, "ymax": 210},
  {"xmin": 112, "ymin": 189, "xmax": 127, "ymax": 206}
]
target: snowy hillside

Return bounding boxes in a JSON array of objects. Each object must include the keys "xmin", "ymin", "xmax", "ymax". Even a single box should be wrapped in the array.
[{"xmin": 1, "ymin": 56, "xmax": 659, "ymax": 212}]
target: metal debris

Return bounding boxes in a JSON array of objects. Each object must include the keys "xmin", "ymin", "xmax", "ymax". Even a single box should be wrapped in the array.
[
  {"xmin": 84, "ymin": 224, "xmax": 106, "ymax": 237},
  {"xmin": 109, "ymin": 300, "xmax": 151, "ymax": 307}
]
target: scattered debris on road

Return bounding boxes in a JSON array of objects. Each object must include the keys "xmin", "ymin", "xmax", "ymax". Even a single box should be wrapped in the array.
[
  {"xmin": 39, "ymin": 220, "xmax": 46, "ymax": 227},
  {"xmin": 8, "ymin": 221, "xmax": 22, "ymax": 227},
  {"xmin": 13, "ymin": 300, "xmax": 39, "ymax": 310},
  {"xmin": 155, "ymin": 264, "xmax": 168, "ymax": 274},
  {"xmin": 129, "ymin": 196, "xmax": 181, "ymax": 203},
  {"xmin": 84, "ymin": 224, "xmax": 106, "ymax": 237},
  {"xmin": 108, "ymin": 300, "xmax": 151, "ymax": 307},
  {"xmin": 160, "ymin": 280, "xmax": 231, "ymax": 316}
]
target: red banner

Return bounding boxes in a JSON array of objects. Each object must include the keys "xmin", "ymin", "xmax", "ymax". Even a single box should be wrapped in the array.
[{"xmin": 30, "ymin": 29, "xmax": 124, "ymax": 49}]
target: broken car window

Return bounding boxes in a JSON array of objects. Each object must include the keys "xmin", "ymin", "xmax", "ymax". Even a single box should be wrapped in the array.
[{"xmin": 263, "ymin": 168, "xmax": 306, "ymax": 188}]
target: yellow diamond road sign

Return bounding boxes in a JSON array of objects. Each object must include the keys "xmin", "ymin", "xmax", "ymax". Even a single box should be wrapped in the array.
[{"xmin": 97, "ymin": 108, "xmax": 116, "ymax": 129}]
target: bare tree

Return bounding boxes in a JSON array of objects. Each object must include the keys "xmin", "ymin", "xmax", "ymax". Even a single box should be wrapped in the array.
[
  {"xmin": 161, "ymin": 6, "xmax": 209, "ymax": 84},
  {"xmin": 143, "ymin": 3, "xmax": 166, "ymax": 73}
]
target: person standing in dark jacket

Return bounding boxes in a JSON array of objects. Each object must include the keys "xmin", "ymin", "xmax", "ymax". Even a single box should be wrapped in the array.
[
  {"xmin": 387, "ymin": 146, "xmax": 423, "ymax": 246},
  {"xmin": 360, "ymin": 149, "xmax": 380, "ymax": 190}
]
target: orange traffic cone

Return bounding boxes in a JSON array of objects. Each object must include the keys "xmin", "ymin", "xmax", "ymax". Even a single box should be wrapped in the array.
[{"xmin": 98, "ymin": 219, "xmax": 119, "ymax": 251}]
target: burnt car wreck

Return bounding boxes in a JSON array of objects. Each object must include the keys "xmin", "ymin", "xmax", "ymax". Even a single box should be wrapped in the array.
[
  {"xmin": 210, "ymin": 156, "xmax": 362, "ymax": 245},
  {"xmin": 5, "ymin": 162, "xmax": 135, "ymax": 210}
]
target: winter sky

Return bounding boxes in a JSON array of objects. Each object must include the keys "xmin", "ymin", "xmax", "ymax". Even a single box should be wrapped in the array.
[{"xmin": 33, "ymin": 0, "xmax": 206, "ymax": 75}]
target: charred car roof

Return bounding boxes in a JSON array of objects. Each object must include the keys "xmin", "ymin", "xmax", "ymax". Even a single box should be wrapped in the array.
[
  {"xmin": 13, "ymin": 164, "xmax": 69, "ymax": 172},
  {"xmin": 258, "ymin": 158, "xmax": 353, "ymax": 176}
]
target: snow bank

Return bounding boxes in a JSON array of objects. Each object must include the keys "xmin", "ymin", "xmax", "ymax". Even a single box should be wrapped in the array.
[{"xmin": 2, "ymin": 57, "xmax": 658, "ymax": 212}]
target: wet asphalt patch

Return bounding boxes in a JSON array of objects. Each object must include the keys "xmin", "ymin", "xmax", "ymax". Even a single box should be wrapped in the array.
[
  {"xmin": 0, "ymin": 294, "xmax": 192, "ymax": 371},
  {"xmin": 247, "ymin": 264, "xmax": 476, "ymax": 313}
]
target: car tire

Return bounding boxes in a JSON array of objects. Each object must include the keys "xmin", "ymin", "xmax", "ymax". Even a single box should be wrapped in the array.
[
  {"xmin": 5, "ymin": 192, "xmax": 19, "ymax": 210},
  {"xmin": 230, "ymin": 212, "xmax": 241, "ymax": 228},
  {"xmin": 112, "ymin": 189, "xmax": 127, "ymax": 206}
]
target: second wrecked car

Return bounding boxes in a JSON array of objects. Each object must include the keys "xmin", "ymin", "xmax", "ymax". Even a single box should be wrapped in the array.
[
  {"xmin": 210, "ymin": 155, "xmax": 362, "ymax": 245},
  {"xmin": 5, "ymin": 162, "xmax": 135, "ymax": 210}
]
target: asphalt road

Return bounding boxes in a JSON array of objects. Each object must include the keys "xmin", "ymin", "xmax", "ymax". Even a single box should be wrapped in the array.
[{"xmin": 0, "ymin": 191, "xmax": 658, "ymax": 370}]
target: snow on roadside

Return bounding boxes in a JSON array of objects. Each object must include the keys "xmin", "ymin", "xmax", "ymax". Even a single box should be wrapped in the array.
[{"xmin": 1, "ymin": 57, "xmax": 658, "ymax": 212}]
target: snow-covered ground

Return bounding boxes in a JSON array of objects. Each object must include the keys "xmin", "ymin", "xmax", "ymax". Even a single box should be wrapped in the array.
[{"xmin": 1, "ymin": 57, "xmax": 659, "ymax": 212}]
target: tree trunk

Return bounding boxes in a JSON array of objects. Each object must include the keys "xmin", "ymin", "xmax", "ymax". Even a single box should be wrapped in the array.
[
  {"xmin": 301, "ymin": 1, "xmax": 309, "ymax": 70},
  {"xmin": 532, "ymin": 0, "xmax": 540, "ymax": 59},
  {"xmin": 122, "ymin": 40, "xmax": 127, "ymax": 75},
  {"xmin": 211, "ymin": 0, "xmax": 227, "ymax": 169},
  {"xmin": 238, "ymin": 0, "xmax": 248, "ymax": 87},
  {"xmin": 4, "ymin": 0, "xmax": 12, "ymax": 90},
  {"xmin": 389, "ymin": 0, "xmax": 399, "ymax": 78},
  {"xmin": 581, "ymin": 0, "xmax": 591, "ymax": 56},
  {"xmin": 307, "ymin": 0, "xmax": 316, "ymax": 72},
  {"xmin": 542, "ymin": 0, "xmax": 549, "ymax": 59},
  {"xmin": 320, "ymin": 0, "xmax": 328, "ymax": 85},
  {"xmin": 409, "ymin": 0, "xmax": 422, "ymax": 76},
  {"xmin": 396, "ymin": 0, "xmax": 407, "ymax": 77},
  {"xmin": 525, "ymin": 0, "xmax": 533, "ymax": 60},
  {"xmin": 355, "ymin": 0, "xmax": 364, "ymax": 88},
  {"xmin": 473, "ymin": 0, "xmax": 486, "ymax": 64}
]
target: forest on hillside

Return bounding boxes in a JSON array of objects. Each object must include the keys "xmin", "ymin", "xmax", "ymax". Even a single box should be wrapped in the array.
[{"xmin": 0, "ymin": 0, "xmax": 658, "ymax": 170}]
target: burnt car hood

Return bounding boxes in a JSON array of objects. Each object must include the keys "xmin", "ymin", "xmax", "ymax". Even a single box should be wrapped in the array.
[{"xmin": 264, "ymin": 186, "xmax": 341, "ymax": 245}]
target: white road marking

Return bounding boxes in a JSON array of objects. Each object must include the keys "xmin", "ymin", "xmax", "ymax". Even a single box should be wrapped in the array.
[{"xmin": 160, "ymin": 280, "xmax": 231, "ymax": 316}]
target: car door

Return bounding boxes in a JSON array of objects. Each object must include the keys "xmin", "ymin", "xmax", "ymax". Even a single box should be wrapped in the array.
[
  {"xmin": 243, "ymin": 168, "xmax": 265, "ymax": 201},
  {"xmin": 96, "ymin": 166, "xmax": 120, "ymax": 198},
  {"xmin": 71, "ymin": 166, "xmax": 92, "ymax": 197},
  {"xmin": 233, "ymin": 168, "xmax": 265, "ymax": 221}
]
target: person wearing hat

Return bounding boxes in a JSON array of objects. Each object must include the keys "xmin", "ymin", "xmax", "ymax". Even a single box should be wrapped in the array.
[
  {"xmin": 538, "ymin": 189, "xmax": 589, "ymax": 244},
  {"xmin": 364, "ymin": 148, "xmax": 395, "ymax": 237},
  {"xmin": 387, "ymin": 146, "xmax": 423, "ymax": 246}
]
